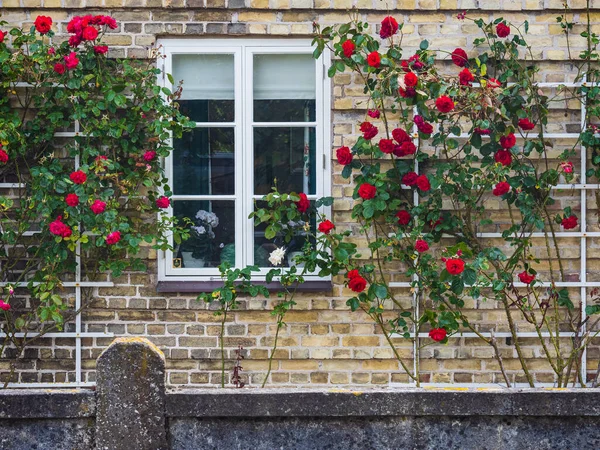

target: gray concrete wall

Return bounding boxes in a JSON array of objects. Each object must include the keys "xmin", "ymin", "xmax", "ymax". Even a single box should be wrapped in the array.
[{"xmin": 1, "ymin": 339, "xmax": 599, "ymax": 450}]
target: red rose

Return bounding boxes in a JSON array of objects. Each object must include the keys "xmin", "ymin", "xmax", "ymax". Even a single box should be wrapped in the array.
[
  {"xmin": 342, "ymin": 40, "xmax": 355, "ymax": 58},
  {"xmin": 415, "ymin": 239, "xmax": 429, "ymax": 253},
  {"xmin": 94, "ymin": 45, "xmax": 109, "ymax": 54},
  {"xmin": 416, "ymin": 175, "xmax": 430, "ymax": 192},
  {"xmin": 446, "ymin": 258, "xmax": 465, "ymax": 275},
  {"xmin": 404, "ymin": 72, "xmax": 418, "ymax": 87},
  {"xmin": 396, "ymin": 210, "xmax": 411, "ymax": 226},
  {"xmin": 496, "ymin": 22, "xmax": 510, "ymax": 38},
  {"xmin": 0, "ymin": 30, "xmax": 5, "ymax": 44},
  {"xmin": 487, "ymin": 78, "xmax": 501, "ymax": 89},
  {"xmin": 367, "ymin": 51, "xmax": 381, "ymax": 68},
  {"xmin": 347, "ymin": 269, "xmax": 360, "ymax": 279},
  {"xmin": 474, "ymin": 127, "xmax": 491, "ymax": 135},
  {"xmin": 47, "ymin": 47, "xmax": 55, "ymax": 55},
  {"xmin": 398, "ymin": 87, "xmax": 416, "ymax": 98},
  {"xmin": 106, "ymin": 231, "xmax": 121, "ymax": 245},
  {"xmin": 394, "ymin": 141, "xmax": 416, "ymax": 157},
  {"xmin": 156, "ymin": 196, "xmax": 170, "ymax": 209},
  {"xmin": 54, "ymin": 63, "xmax": 66, "ymax": 75},
  {"xmin": 64, "ymin": 52, "xmax": 80, "ymax": 70},
  {"xmin": 492, "ymin": 181, "xmax": 510, "ymax": 196},
  {"xmin": 0, "ymin": 149, "xmax": 8, "ymax": 164},
  {"xmin": 368, "ymin": 109, "xmax": 380, "ymax": 119},
  {"xmin": 360, "ymin": 122, "xmax": 378, "ymax": 140},
  {"xmin": 358, "ymin": 183, "xmax": 377, "ymax": 200},
  {"xmin": 402, "ymin": 172, "xmax": 418, "ymax": 186},
  {"xmin": 561, "ymin": 161, "xmax": 574, "ymax": 173},
  {"xmin": 70, "ymin": 170, "xmax": 87, "ymax": 184},
  {"xmin": 518, "ymin": 118, "xmax": 535, "ymax": 131},
  {"xmin": 0, "ymin": 300, "xmax": 10, "ymax": 311},
  {"xmin": 459, "ymin": 68, "xmax": 474, "ymax": 86},
  {"xmin": 392, "ymin": 128, "xmax": 410, "ymax": 144},
  {"xmin": 500, "ymin": 133, "xmax": 516, "ymax": 149},
  {"xmin": 348, "ymin": 275, "xmax": 367, "ymax": 293},
  {"xmin": 494, "ymin": 150, "xmax": 512, "ymax": 166},
  {"xmin": 143, "ymin": 150, "xmax": 157, "ymax": 162},
  {"xmin": 82, "ymin": 26, "xmax": 99, "ymax": 41},
  {"xmin": 451, "ymin": 48, "xmax": 468, "ymax": 67},
  {"xmin": 69, "ymin": 35, "xmax": 82, "ymax": 48},
  {"xmin": 99, "ymin": 16, "xmax": 118, "ymax": 29},
  {"xmin": 90, "ymin": 199, "xmax": 106, "ymax": 214},
  {"xmin": 49, "ymin": 217, "xmax": 72, "ymax": 238},
  {"xmin": 34, "ymin": 16, "xmax": 53, "ymax": 34},
  {"xmin": 318, "ymin": 220, "xmax": 335, "ymax": 234},
  {"xmin": 518, "ymin": 271, "xmax": 535, "ymax": 284},
  {"xmin": 429, "ymin": 328, "xmax": 447, "ymax": 342},
  {"xmin": 379, "ymin": 139, "xmax": 395, "ymax": 154},
  {"xmin": 414, "ymin": 115, "xmax": 433, "ymax": 134},
  {"xmin": 435, "ymin": 95, "xmax": 455, "ymax": 113},
  {"xmin": 380, "ymin": 16, "xmax": 399, "ymax": 39},
  {"xmin": 65, "ymin": 193, "xmax": 79, "ymax": 207},
  {"xmin": 336, "ymin": 146, "xmax": 352, "ymax": 165},
  {"xmin": 403, "ymin": 53, "xmax": 425, "ymax": 72},
  {"xmin": 295, "ymin": 193, "xmax": 310, "ymax": 213},
  {"xmin": 561, "ymin": 215, "xmax": 578, "ymax": 230}
]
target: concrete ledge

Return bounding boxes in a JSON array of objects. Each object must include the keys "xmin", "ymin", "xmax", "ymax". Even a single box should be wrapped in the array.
[
  {"xmin": 3, "ymin": 388, "xmax": 600, "ymax": 420},
  {"xmin": 165, "ymin": 388, "xmax": 600, "ymax": 418},
  {"xmin": 0, "ymin": 389, "xmax": 95, "ymax": 419}
]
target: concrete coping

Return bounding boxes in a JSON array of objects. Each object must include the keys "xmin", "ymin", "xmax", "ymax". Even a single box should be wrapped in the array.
[
  {"xmin": 165, "ymin": 388, "xmax": 600, "ymax": 418},
  {"xmin": 0, "ymin": 389, "xmax": 95, "ymax": 419},
  {"xmin": 2, "ymin": 388, "xmax": 600, "ymax": 419}
]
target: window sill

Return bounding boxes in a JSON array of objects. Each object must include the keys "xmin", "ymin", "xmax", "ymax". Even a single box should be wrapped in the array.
[{"xmin": 156, "ymin": 280, "xmax": 333, "ymax": 293}]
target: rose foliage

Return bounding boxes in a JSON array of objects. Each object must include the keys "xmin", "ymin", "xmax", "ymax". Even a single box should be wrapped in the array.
[{"xmin": 0, "ymin": 15, "xmax": 192, "ymax": 373}]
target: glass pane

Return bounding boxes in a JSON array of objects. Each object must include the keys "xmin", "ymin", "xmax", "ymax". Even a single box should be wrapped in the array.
[
  {"xmin": 173, "ymin": 128, "xmax": 234, "ymax": 195},
  {"xmin": 172, "ymin": 200, "xmax": 235, "ymax": 269},
  {"xmin": 173, "ymin": 54, "xmax": 234, "ymax": 122},
  {"xmin": 178, "ymin": 99, "xmax": 234, "ymax": 123},
  {"xmin": 254, "ymin": 127, "xmax": 316, "ymax": 195},
  {"xmin": 253, "ymin": 54, "xmax": 315, "ymax": 122},
  {"xmin": 253, "ymin": 201, "xmax": 316, "ymax": 267}
]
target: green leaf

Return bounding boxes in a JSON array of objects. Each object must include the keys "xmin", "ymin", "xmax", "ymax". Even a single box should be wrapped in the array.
[{"xmin": 462, "ymin": 268, "xmax": 477, "ymax": 286}]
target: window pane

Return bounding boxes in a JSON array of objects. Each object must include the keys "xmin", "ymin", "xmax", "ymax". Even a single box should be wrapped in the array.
[
  {"xmin": 173, "ymin": 54, "xmax": 234, "ymax": 122},
  {"xmin": 253, "ymin": 201, "xmax": 316, "ymax": 267},
  {"xmin": 253, "ymin": 54, "xmax": 315, "ymax": 122},
  {"xmin": 254, "ymin": 127, "xmax": 316, "ymax": 195},
  {"xmin": 173, "ymin": 128, "xmax": 234, "ymax": 195},
  {"xmin": 172, "ymin": 200, "xmax": 235, "ymax": 269}
]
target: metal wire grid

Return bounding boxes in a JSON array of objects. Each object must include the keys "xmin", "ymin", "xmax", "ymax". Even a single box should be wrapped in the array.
[
  {"xmin": 0, "ymin": 123, "xmax": 114, "ymax": 388},
  {"xmin": 389, "ymin": 81, "xmax": 594, "ymax": 387}
]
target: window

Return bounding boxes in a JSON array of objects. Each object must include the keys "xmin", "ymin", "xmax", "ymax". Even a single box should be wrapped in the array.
[{"xmin": 158, "ymin": 39, "xmax": 331, "ymax": 284}]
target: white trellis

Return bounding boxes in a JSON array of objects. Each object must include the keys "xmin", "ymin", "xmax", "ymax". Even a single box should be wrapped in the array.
[
  {"xmin": 0, "ymin": 122, "xmax": 114, "ymax": 389},
  {"xmin": 389, "ymin": 81, "xmax": 595, "ymax": 387}
]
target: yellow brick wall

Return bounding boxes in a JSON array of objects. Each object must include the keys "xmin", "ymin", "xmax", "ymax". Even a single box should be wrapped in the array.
[{"xmin": 0, "ymin": 0, "xmax": 599, "ymax": 387}]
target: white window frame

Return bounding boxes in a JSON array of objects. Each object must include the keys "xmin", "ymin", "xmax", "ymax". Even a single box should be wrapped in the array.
[{"xmin": 157, "ymin": 39, "xmax": 332, "ymax": 282}]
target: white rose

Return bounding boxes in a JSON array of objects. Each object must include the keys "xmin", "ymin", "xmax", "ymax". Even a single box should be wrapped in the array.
[{"xmin": 268, "ymin": 247, "xmax": 286, "ymax": 266}]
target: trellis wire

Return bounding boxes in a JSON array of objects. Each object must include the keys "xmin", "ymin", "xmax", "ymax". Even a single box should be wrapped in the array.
[
  {"xmin": 392, "ymin": 80, "xmax": 593, "ymax": 387},
  {"xmin": 1, "ymin": 121, "xmax": 114, "ymax": 389}
]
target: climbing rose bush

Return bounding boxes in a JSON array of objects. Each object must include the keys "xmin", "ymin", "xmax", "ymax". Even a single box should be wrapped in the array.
[
  {"xmin": 0, "ymin": 15, "xmax": 192, "ymax": 374},
  {"xmin": 303, "ymin": 13, "xmax": 600, "ymax": 387}
]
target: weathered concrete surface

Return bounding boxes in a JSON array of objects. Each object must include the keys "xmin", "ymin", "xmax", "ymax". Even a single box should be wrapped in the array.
[
  {"xmin": 0, "ymin": 419, "xmax": 94, "ymax": 450},
  {"xmin": 166, "ymin": 388, "xmax": 600, "ymax": 417},
  {"xmin": 96, "ymin": 337, "xmax": 167, "ymax": 450},
  {"xmin": 0, "ymin": 389, "xmax": 94, "ymax": 419},
  {"xmin": 169, "ymin": 416, "xmax": 600, "ymax": 450}
]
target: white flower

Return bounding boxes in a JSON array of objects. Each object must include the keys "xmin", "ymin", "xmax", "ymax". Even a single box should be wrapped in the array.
[
  {"xmin": 268, "ymin": 247, "xmax": 286, "ymax": 266},
  {"xmin": 195, "ymin": 209, "xmax": 219, "ymax": 228},
  {"xmin": 192, "ymin": 225, "xmax": 206, "ymax": 235}
]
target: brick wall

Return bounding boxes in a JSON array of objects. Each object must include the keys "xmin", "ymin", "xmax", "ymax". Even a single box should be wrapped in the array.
[{"xmin": 1, "ymin": 0, "xmax": 599, "ymax": 387}]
